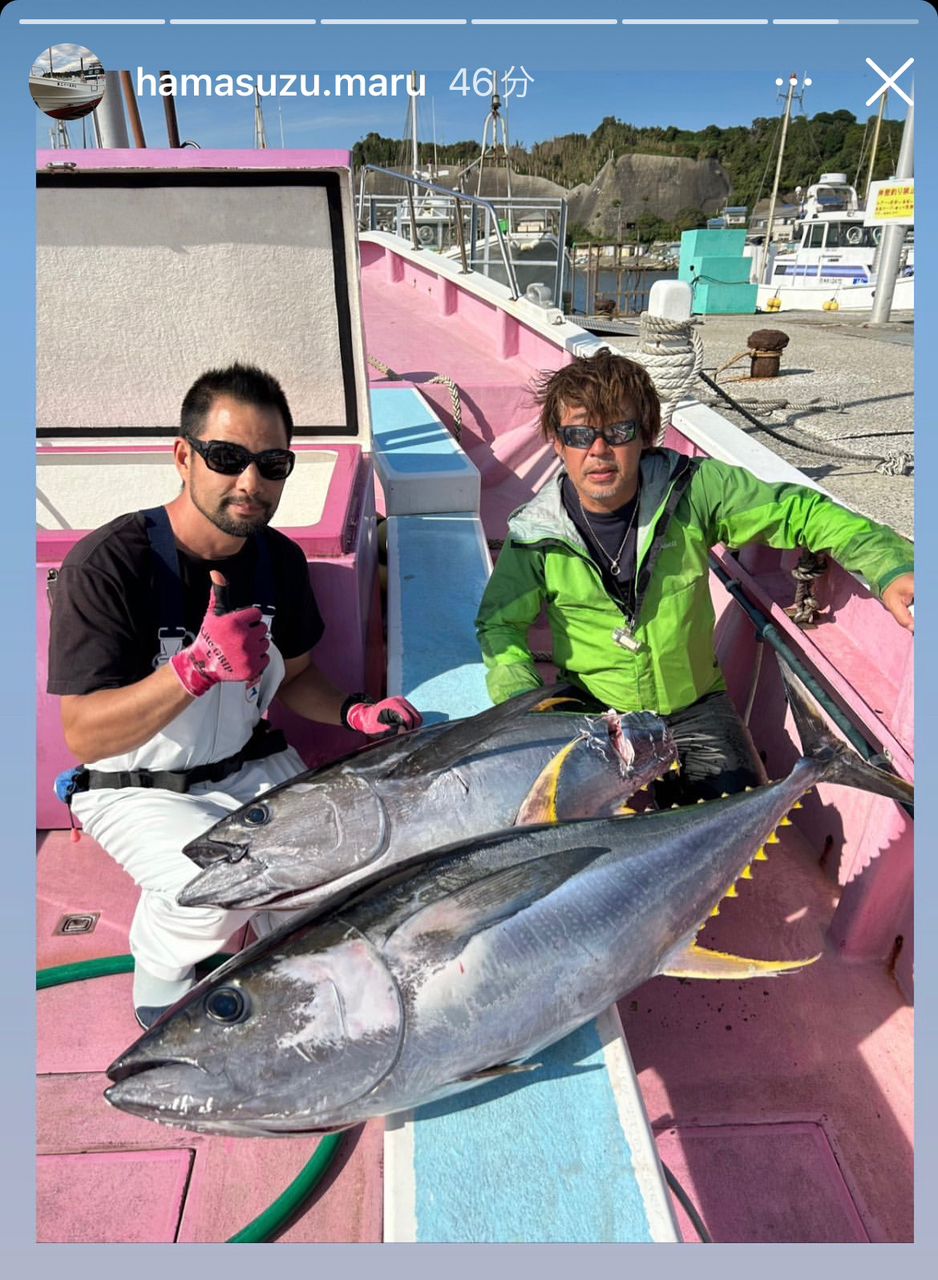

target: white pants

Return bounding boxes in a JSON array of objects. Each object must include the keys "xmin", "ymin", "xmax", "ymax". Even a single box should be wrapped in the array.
[{"xmin": 70, "ymin": 747, "xmax": 306, "ymax": 981}]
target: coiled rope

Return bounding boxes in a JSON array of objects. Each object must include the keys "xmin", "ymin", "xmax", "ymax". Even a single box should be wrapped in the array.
[
  {"xmin": 628, "ymin": 313, "xmax": 704, "ymax": 446},
  {"xmin": 367, "ymin": 356, "xmax": 464, "ymax": 443}
]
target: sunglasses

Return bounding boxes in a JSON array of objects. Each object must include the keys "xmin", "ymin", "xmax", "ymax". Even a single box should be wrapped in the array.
[
  {"xmin": 186, "ymin": 434, "xmax": 296, "ymax": 481},
  {"xmin": 558, "ymin": 421, "xmax": 640, "ymax": 449}
]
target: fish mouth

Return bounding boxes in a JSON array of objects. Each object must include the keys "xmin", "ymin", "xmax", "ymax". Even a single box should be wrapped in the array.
[
  {"xmin": 106, "ymin": 1054, "xmax": 206, "ymax": 1087},
  {"xmin": 105, "ymin": 1056, "xmax": 214, "ymax": 1119},
  {"xmin": 184, "ymin": 836, "xmax": 250, "ymax": 867},
  {"xmin": 176, "ymin": 857, "xmax": 281, "ymax": 908}
]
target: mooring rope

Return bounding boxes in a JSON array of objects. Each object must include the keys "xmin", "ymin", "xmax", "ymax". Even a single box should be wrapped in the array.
[
  {"xmin": 628, "ymin": 313, "xmax": 704, "ymax": 445},
  {"xmin": 367, "ymin": 355, "xmax": 464, "ymax": 442}
]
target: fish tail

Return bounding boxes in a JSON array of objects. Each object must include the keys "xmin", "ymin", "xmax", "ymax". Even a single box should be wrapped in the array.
[{"xmin": 779, "ymin": 661, "xmax": 914, "ymax": 808}]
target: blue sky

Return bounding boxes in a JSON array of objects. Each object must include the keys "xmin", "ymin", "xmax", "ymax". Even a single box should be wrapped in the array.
[{"xmin": 18, "ymin": 2, "xmax": 927, "ymax": 155}]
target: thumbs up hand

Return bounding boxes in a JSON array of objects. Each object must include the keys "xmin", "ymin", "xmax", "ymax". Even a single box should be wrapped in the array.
[{"xmin": 170, "ymin": 571, "xmax": 270, "ymax": 698}]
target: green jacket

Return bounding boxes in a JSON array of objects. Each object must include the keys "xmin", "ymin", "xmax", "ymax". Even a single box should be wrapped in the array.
[{"xmin": 475, "ymin": 448, "xmax": 913, "ymax": 715}]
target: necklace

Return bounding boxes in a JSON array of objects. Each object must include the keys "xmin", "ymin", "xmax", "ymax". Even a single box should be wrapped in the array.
[{"xmin": 577, "ymin": 487, "xmax": 640, "ymax": 579}]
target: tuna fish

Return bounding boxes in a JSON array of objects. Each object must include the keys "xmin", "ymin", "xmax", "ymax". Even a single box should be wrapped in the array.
[
  {"xmin": 177, "ymin": 685, "xmax": 678, "ymax": 912},
  {"xmin": 106, "ymin": 664, "xmax": 912, "ymax": 1138}
]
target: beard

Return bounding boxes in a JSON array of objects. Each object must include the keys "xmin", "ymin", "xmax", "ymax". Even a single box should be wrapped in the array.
[{"xmin": 192, "ymin": 488, "xmax": 275, "ymax": 538}]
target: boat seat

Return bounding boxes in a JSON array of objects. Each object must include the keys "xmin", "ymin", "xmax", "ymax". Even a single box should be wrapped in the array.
[
  {"xmin": 378, "ymin": 491, "xmax": 678, "ymax": 1242},
  {"xmin": 370, "ymin": 385, "xmax": 481, "ymax": 516}
]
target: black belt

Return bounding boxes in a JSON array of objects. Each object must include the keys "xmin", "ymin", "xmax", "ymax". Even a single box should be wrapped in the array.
[{"xmin": 70, "ymin": 722, "xmax": 289, "ymax": 796}]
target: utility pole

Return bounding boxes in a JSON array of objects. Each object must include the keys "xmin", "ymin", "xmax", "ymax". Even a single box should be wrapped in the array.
[
  {"xmin": 762, "ymin": 72, "xmax": 812, "ymax": 284},
  {"xmin": 869, "ymin": 90, "xmax": 913, "ymax": 325}
]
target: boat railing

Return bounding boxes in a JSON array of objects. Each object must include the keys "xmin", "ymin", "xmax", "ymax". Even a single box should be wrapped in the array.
[{"xmin": 358, "ymin": 166, "xmax": 568, "ymax": 305}]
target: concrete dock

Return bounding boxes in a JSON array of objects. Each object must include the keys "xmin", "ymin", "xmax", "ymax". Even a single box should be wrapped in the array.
[{"xmin": 608, "ymin": 310, "xmax": 914, "ymax": 540}]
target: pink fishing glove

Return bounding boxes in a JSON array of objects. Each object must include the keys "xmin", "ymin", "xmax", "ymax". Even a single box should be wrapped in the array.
[
  {"xmin": 342, "ymin": 694, "xmax": 423, "ymax": 736},
  {"xmin": 170, "ymin": 585, "xmax": 270, "ymax": 698}
]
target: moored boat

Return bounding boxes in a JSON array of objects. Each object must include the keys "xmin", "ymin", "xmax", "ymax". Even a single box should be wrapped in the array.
[{"xmin": 754, "ymin": 174, "xmax": 914, "ymax": 313}]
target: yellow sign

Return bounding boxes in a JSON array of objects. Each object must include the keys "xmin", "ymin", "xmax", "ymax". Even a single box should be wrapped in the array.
[{"xmin": 865, "ymin": 180, "xmax": 915, "ymax": 225}]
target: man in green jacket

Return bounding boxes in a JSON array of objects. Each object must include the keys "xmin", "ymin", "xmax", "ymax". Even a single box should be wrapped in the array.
[{"xmin": 475, "ymin": 349, "xmax": 914, "ymax": 803}]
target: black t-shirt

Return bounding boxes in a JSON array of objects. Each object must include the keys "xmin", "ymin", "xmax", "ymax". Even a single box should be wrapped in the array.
[
  {"xmin": 561, "ymin": 475, "xmax": 638, "ymax": 617},
  {"xmin": 47, "ymin": 511, "xmax": 324, "ymax": 696}
]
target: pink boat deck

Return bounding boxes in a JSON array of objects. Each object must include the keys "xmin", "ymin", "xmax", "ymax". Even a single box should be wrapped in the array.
[{"xmin": 36, "ymin": 236, "xmax": 913, "ymax": 1243}]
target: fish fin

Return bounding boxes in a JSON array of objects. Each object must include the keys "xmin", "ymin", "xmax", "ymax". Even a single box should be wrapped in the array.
[
  {"xmin": 386, "ymin": 683, "xmax": 585, "ymax": 779},
  {"xmin": 778, "ymin": 661, "xmax": 914, "ymax": 807},
  {"xmin": 740, "ymin": 865, "xmax": 753, "ymax": 879},
  {"xmin": 391, "ymin": 845, "xmax": 610, "ymax": 946},
  {"xmin": 661, "ymin": 941, "xmax": 820, "ymax": 980},
  {"xmin": 515, "ymin": 737, "xmax": 586, "ymax": 824},
  {"xmin": 458, "ymin": 1062, "xmax": 542, "ymax": 1083},
  {"xmin": 531, "ymin": 696, "xmax": 584, "ymax": 712}
]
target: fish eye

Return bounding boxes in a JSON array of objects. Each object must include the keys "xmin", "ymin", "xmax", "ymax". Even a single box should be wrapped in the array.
[
  {"xmin": 244, "ymin": 804, "xmax": 270, "ymax": 826},
  {"xmin": 204, "ymin": 986, "xmax": 249, "ymax": 1024}
]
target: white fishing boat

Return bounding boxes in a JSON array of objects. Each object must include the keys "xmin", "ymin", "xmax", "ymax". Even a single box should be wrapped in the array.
[
  {"xmin": 29, "ymin": 72, "xmax": 103, "ymax": 120},
  {"xmin": 755, "ymin": 174, "xmax": 914, "ymax": 312}
]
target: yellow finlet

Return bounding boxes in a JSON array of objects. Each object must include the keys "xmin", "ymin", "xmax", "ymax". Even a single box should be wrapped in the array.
[
  {"xmin": 792, "ymin": 801, "xmax": 804, "ymax": 810},
  {"xmin": 616, "ymin": 805, "xmax": 636, "ymax": 816},
  {"xmin": 767, "ymin": 831, "xmax": 781, "ymax": 845},
  {"xmin": 709, "ymin": 904, "xmax": 720, "ymax": 917},
  {"xmin": 740, "ymin": 865, "xmax": 753, "ymax": 880},
  {"xmin": 754, "ymin": 848, "xmax": 768, "ymax": 861},
  {"xmin": 779, "ymin": 816, "xmax": 793, "ymax": 827},
  {"xmin": 724, "ymin": 884, "xmax": 738, "ymax": 898},
  {"xmin": 660, "ymin": 941, "xmax": 820, "ymax": 981}
]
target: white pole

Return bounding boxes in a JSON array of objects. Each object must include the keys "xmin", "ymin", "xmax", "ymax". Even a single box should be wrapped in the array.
[
  {"xmin": 869, "ymin": 92, "xmax": 913, "ymax": 325},
  {"xmin": 95, "ymin": 70, "xmax": 130, "ymax": 148}
]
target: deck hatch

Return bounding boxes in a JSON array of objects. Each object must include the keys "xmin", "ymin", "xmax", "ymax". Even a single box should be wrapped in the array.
[{"xmin": 53, "ymin": 912, "xmax": 100, "ymax": 936}]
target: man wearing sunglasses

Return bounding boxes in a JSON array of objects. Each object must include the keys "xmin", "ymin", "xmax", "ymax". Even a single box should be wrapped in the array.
[
  {"xmin": 48, "ymin": 363, "xmax": 421, "ymax": 1027},
  {"xmin": 476, "ymin": 348, "xmax": 913, "ymax": 805}
]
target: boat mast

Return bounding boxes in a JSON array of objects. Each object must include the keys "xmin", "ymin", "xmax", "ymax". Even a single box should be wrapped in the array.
[
  {"xmin": 762, "ymin": 72, "xmax": 811, "ymax": 284},
  {"xmin": 409, "ymin": 70, "xmax": 420, "ymax": 177},
  {"xmin": 864, "ymin": 89, "xmax": 887, "ymax": 201},
  {"xmin": 477, "ymin": 87, "xmax": 512, "ymax": 203},
  {"xmin": 253, "ymin": 89, "xmax": 268, "ymax": 149}
]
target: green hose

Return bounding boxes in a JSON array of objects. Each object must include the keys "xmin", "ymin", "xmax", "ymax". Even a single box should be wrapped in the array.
[{"xmin": 37, "ymin": 953, "xmax": 345, "ymax": 1243}]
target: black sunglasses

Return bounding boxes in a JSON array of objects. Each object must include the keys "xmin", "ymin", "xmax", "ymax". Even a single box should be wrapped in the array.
[
  {"xmin": 186, "ymin": 434, "xmax": 296, "ymax": 481},
  {"xmin": 559, "ymin": 421, "xmax": 640, "ymax": 450}
]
